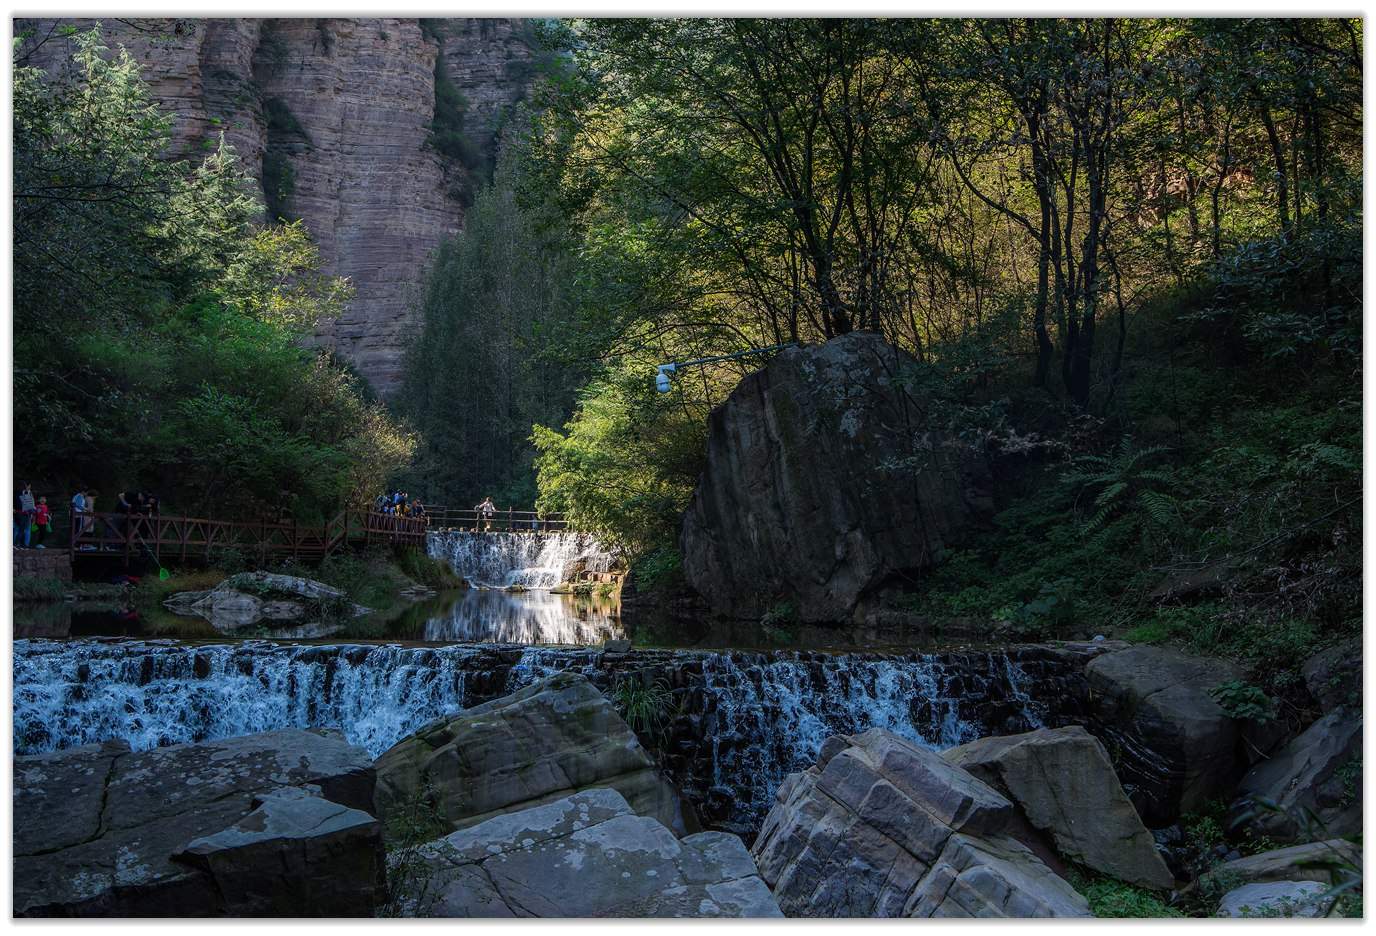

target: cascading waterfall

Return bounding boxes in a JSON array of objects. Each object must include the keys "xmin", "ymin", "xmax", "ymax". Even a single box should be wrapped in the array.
[
  {"xmin": 13, "ymin": 638, "xmax": 1079, "ymax": 831},
  {"xmin": 427, "ymin": 530, "xmax": 614, "ymax": 588}
]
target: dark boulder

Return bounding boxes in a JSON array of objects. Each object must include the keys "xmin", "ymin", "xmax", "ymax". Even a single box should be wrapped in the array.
[
  {"xmin": 681, "ymin": 332, "xmax": 994, "ymax": 622},
  {"xmin": 13, "ymin": 728, "xmax": 381, "ymax": 917}
]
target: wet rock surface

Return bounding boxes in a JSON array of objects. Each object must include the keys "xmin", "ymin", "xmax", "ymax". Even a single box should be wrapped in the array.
[
  {"xmin": 751, "ymin": 728, "xmax": 1090, "ymax": 917},
  {"xmin": 374, "ymin": 671, "xmax": 696, "ymax": 838},
  {"xmin": 1084, "ymin": 644, "xmax": 1244, "ymax": 824},
  {"xmin": 944, "ymin": 725, "xmax": 1174, "ymax": 890},
  {"xmin": 13, "ymin": 728, "xmax": 379, "ymax": 917},
  {"xmin": 407, "ymin": 788, "xmax": 781, "ymax": 917},
  {"xmin": 680, "ymin": 332, "xmax": 994, "ymax": 623}
]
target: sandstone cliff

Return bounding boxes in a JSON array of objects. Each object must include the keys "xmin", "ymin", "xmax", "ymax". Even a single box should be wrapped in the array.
[{"xmin": 16, "ymin": 17, "xmax": 535, "ymax": 394}]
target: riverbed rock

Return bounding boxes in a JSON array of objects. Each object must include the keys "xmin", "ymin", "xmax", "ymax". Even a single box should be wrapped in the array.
[
  {"xmin": 1198, "ymin": 839, "xmax": 1362, "ymax": 892},
  {"xmin": 1230, "ymin": 708, "xmax": 1362, "ymax": 842},
  {"xmin": 13, "ymin": 728, "xmax": 380, "ymax": 916},
  {"xmin": 374, "ymin": 671, "xmax": 695, "ymax": 838},
  {"xmin": 1085, "ymin": 645, "xmax": 1244, "ymax": 824},
  {"xmin": 405, "ymin": 788, "xmax": 780, "ymax": 917},
  {"xmin": 680, "ymin": 332, "xmax": 994, "ymax": 623},
  {"xmin": 1302, "ymin": 637, "xmax": 1362, "ymax": 711},
  {"xmin": 172, "ymin": 786, "xmax": 385, "ymax": 916},
  {"xmin": 163, "ymin": 571, "xmax": 369, "ymax": 631},
  {"xmin": 943, "ymin": 726, "xmax": 1174, "ymax": 890},
  {"xmin": 751, "ymin": 728, "xmax": 1090, "ymax": 918},
  {"xmin": 1216, "ymin": 881, "xmax": 1333, "ymax": 918}
]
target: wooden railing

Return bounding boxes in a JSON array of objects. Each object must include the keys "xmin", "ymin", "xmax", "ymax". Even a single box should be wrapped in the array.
[
  {"xmin": 69, "ymin": 508, "xmax": 429, "ymax": 566},
  {"xmin": 423, "ymin": 507, "xmax": 568, "ymax": 533}
]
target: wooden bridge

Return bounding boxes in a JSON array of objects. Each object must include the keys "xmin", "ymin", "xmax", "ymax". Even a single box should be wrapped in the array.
[{"xmin": 68, "ymin": 505, "xmax": 568, "ymax": 567}]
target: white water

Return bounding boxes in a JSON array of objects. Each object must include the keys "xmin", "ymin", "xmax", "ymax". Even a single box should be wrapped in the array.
[
  {"xmin": 13, "ymin": 639, "xmax": 1056, "ymax": 827},
  {"xmin": 421, "ymin": 589, "xmax": 623, "ymax": 645},
  {"xmin": 427, "ymin": 530, "xmax": 615, "ymax": 589}
]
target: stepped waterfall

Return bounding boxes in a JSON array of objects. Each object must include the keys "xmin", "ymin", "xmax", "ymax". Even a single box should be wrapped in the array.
[
  {"xmin": 427, "ymin": 530, "xmax": 615, "ymax": 588},
  {"xmin": 12, "ymin": 638, "xmax": 1087, "ymax": 830}
]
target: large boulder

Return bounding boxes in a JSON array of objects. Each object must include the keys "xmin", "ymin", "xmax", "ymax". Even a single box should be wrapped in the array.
[
  {"xmin": 163, "ymin": 571, "xmax": 369, "ymax": 632},
  {"xmin": 750, "ymin": 728, "xmax": 1090, "ymax": 918},
  {"xmin": 1231, "ymin": 708, "xmax": 1362, "ymax": 842},
  {"xmin": 1085, "ymin": 645, "xmax": 1244, "ymax": 824},
  {"xmin": 403, "ymin": 788, "xmax": 781, "ymax": 917},
  {"xmin": 374, "ymin": 672, "xmax": 694, "ymax": 837},
  {"xmin": 944, "ymin": 726, "xmax": 1174, "ymax": 890},
  {"xmin": 680, "ymin": 332, "xmax": 993, "ymax": 623},
  {"xmin": 13, "ymin": 728, "xmax": 382, "ymax": 916}
]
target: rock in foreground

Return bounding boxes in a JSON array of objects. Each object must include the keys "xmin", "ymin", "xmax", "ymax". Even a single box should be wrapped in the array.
[
  {"xmin": 1085, "ymin": 645, "xmax": 1244, "ymax": 824},
  {"xmin": 944, "ymin": 725, "xmax": 1174, "ymax": 890},
  {"xmin": 374, "ymin": 671, "xmax": 694, "ymax": 837},
  {"xmin": 680, "ymin": 332, "xmax": 993, "ymax": 622},
  {"xmin": 406, "ymin": 788, "xmax": 780, "ymax": 917},
  {"xmin": 751, "ymin": 728, "xmax": 1090, "ymax": 918},
  {"xmin": 14, "ymin": 729, "xmax": 382, "ymax": 917}
]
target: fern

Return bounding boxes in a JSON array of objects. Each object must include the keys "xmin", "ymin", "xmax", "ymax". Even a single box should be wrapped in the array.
[{"xmin": 1063, "ymin": 437, "xmax": 1180, "ymax": 534}]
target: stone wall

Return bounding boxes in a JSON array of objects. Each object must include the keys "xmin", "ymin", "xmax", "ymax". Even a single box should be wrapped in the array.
[
  {"xmin": 13, "ymin": 549, "xmax": 73, "ymax": 584},
  {"xmin": 15, "ymin": 17, "xmax": 535, "ymax": 395}
]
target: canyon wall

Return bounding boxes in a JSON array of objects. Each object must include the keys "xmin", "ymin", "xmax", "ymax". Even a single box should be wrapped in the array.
[{"xmin": 16, "ymin": 17, "xmax": 535, "ymax": 394}]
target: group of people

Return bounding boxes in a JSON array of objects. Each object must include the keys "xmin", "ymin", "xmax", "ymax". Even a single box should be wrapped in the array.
[
  {"xmin": 373, "ymin": 490, "xmax": 426, "ymax": 519},
  {"xmin": 13, "ymin": 483, "xmax": 53, "ymax": 549},
  {"xmin": 12, "ymin": 483, "xmax": 169, "ymax": 550}
]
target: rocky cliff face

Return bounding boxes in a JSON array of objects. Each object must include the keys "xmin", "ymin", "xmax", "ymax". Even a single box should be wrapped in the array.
[{"xmin": 16, "ymin": 17, "xmax": 535, "ymax": 394}]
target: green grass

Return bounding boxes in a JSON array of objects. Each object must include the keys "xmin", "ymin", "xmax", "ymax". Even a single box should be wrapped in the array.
[
  {"xmin": 13, "ymin": 576, "xmax": 67, "ymax": 601},
  {"xmin": 1066, "ymin": 868, "xmax": 1181, "ymax": 918}
]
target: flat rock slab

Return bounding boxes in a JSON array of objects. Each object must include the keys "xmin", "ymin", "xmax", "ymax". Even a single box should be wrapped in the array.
[
  {"xmin": 1085, "ymin": 645, "xmax": 1243, "ymax": 824},
  {"xmin": 751, "ymin": 728, "xmax": 1090, "ymax": 918},
  {"xmin": 375, "ymin": 671, "xmax": 693, "ymax": 838},
  {"xmin": 14, "ymin": 728, "xmax": 378, "ymax": 916},
  {"xmin": 945, "ymin": 725, "xmax": 1174, "ymax": 890},
  {"xmin": 1217, "ymin": 881, "xmax": 1333, "ymax": 918},
  {"xmin": 1199, "ymin": 839, "xmax": 1362, "ymax": 892},
  {"xmin": 408, "ymin": 788, "xmax": 781, "ymax": 917}
]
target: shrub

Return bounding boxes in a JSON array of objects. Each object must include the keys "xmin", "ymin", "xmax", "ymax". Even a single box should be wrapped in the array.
[{"xmin": 13, "ymin": 576, "xmax": 67, "ymax": 601}]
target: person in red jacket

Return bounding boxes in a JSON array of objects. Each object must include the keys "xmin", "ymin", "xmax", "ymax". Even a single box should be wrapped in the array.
[{"xmin": 33, "ymin": 496, "xmax": 52, "ymax": 548}]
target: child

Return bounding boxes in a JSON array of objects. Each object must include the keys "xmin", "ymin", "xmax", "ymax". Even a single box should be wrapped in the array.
[{"xmin": 33, "ymin": 496, "xmax": 51, "ymax": 548}]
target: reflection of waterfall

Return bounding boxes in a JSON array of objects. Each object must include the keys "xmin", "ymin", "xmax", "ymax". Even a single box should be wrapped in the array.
[
  {"xmin": 13, "ymin": 639, "xmax": 1087, "ymax": 832},
  {"xmin": 427, "ymin": 530, "xmax": 614, "ymax": 588},
  {"xmin": 422, "ymin": 590, "xmax": 623, "ymax": 645}
]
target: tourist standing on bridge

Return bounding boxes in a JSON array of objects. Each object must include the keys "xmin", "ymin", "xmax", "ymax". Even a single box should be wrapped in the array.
[
  {"xmin": 14, "ymin": 482, "xmax": 35, "ymax": 548},
  {"xmin": 475, "ymin": 496, "xmax": 496, "ymax": 532},
  {"xmin": 33, "ymin": 497, "xmax": 52, "ymax": 548}
]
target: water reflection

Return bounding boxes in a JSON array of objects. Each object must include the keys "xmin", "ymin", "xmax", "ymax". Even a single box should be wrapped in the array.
[{"xmin": 413, "ymin": 589, "xmax": 624, "ymax": 645}]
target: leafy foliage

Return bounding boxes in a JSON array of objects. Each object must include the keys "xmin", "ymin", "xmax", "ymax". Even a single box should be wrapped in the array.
[{"xmin": 1208, "ymin": 680, "xmax": 1276, "ymax": 723}]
